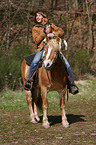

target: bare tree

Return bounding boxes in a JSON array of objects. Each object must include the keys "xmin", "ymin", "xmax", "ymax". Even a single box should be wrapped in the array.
[
  {"xmin": 27, "ymin": 2, "xmax": 30, "ymax": 45},
  {"xmin": 66, "ymin": 0, "xmax": 68, "ymax": 37},
  {"xmin": 86, "ymin": 0, "xmax": 93, "ymax": 50},
  {"xmin": 6, "ymin": 0, "xmax": 11, "ymax": 50}
]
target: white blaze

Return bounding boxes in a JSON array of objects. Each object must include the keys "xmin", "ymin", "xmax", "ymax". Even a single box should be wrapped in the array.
[{"xmin": 43, "ymin": 47, "xmax": 52, "ymax": 68}]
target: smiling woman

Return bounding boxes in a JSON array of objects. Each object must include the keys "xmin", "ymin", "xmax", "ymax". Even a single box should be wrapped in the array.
[{"xmin": 36, "ymin": 13, "xmax": 43, "ymax": 23}]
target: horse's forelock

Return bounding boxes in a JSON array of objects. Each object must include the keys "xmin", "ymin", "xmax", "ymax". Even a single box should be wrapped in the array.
[
  {"xmin": 44, "ymin": 39, "xmax": 60, "ymax": 62},
  {"xmin": 48, "ymin": 39, "xmax": 60, "ymax": 51}
]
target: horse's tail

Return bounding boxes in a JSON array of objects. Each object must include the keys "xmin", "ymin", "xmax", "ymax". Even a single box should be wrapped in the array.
[
  {"xmin": 32, "ymin": 87, "xmax": 42, "ymax": 110},
  {"xmin": 36, "ymin": 88, "xmax": 42, "ymax": 110}
]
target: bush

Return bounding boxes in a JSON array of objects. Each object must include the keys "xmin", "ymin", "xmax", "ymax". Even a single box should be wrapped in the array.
[
  {"xmin": 69, "ymin": 49, "xmax": 91, "ymax": 79},
  {"xmin": 0, "ymin": 43, "xmax": 33, "ymax": 91}
]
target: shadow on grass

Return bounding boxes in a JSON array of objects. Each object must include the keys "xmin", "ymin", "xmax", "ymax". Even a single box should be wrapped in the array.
[{"xmin": 39, "ymin": 114, "xmax": 85, "ymax": 126}]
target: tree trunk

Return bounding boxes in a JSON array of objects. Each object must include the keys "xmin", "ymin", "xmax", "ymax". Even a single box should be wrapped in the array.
[
  {"xmin": 27, "ymin": 2, "xmax": 30, "ymax": 45},
  {"xmin": 55, "ymin": 0, "xmax": 58, "ymax": 8},
  {"xmin": 6, "ymin": 0, "xmax": 11, "ymax": 50},
  {"xmin": 86, "ymin": 0, "xmax": 93, "ymax": 51},
  {"xmin": 66, "ymin": 0, "xmax": 68, "ymax": 37},
  {"xmin": 51, "ymin": 0, "xmax": 54, "ymax": 9}
]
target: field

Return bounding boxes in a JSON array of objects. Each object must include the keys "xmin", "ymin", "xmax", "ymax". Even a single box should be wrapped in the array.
[{"xmin": 0, "ymin": 75, "xmax": 96, "ymax": 145}]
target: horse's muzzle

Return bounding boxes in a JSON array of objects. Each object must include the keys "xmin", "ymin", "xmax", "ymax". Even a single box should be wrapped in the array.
[{"xmin": 43, "ymin": 60, "xmax": 52, "ymax": 69}]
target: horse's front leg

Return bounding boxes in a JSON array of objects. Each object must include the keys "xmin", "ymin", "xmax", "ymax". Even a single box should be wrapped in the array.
[
  {"xmin": 41, "ymin": 86, "xmax": 50, "ymax": 128},
  {"xmin": 60, "ymin": 90, "xmax": 69, "ymax": 128},
  {"xmin": 26, "ymin": 90, "xmax": 37, "ymax": 123}
]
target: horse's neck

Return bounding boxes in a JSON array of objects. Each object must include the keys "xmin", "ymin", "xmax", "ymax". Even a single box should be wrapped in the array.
[{"xmin": 53, "ymin": 54, "xmax": 64, "ymax": 68}]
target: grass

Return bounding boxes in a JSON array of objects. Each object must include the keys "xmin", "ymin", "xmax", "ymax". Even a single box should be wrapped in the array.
[
  {"xmin": 0, "ymin": 90, "xmax": 27, "ymax": 115},
  {"xmin": 0, "ymin": 76, "xmax": 96, "ymax": 145}
]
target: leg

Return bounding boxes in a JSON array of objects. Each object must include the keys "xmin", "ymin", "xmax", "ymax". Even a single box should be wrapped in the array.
[
  {"xmin": 25, "ymin": 50, "xmax": 44, "ymax": 90},
  {"xmin": 34, "ymin": 102, "xmax": 40, "ymax": 122},
  {"xmin": 26, "ymin": 90, "xmax": 37, "ymax": 123},
  {"xmin": 62, "ymin": 54, "xmax": 74, "ymax": 82},
  {"xmin": 59, "ymin": 90, "xmax": 69, "ymax": 128},
  {"xmin": 28, "ymin": 50, "xmax": 44, "ymax": 79},
  {"xmin": 62, "ymin": 54, "xmax": 79, "ymax": 94},
  {"xmin": 41, "ymin": 86, "xmax": 50, "ymax": 128}
]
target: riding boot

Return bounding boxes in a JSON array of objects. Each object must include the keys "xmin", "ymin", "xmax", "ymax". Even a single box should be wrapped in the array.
[
  {"xmin": 24, "ymin": 76, "xmax": 34, "ymax": 91},
  {"xmin": 67, "ymin": 73, "xmax": 79, "ymax": 95}
]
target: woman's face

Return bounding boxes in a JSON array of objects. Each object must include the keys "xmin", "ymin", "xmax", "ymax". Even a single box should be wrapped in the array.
[{"xmin": 36, "ymin": 13, "xmax": 43, "ymax": 23}]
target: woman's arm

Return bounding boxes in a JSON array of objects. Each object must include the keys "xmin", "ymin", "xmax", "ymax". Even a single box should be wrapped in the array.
[
  {"xmin": 32, "ymin": 26, "xmax": 46, "ymax": 44},
  {"xmin": 51, "ymin": 23, "xmax": 64, "ymax": 37}
]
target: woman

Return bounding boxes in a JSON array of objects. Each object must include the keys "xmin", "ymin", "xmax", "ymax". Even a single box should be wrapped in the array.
[{"xmin": 24, "ymin": 11, "xmax": 79, "ymax": 95}]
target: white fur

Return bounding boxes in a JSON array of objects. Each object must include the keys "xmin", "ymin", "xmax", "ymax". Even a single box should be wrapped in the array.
[{"xmin": 43, "ymin": 47, "xmax": 53, "ymax": 68}]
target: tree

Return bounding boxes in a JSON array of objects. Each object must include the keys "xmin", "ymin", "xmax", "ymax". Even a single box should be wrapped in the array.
[{"xmin": 86, "ymin": 0, "xmax": 94, "ymax": 51}]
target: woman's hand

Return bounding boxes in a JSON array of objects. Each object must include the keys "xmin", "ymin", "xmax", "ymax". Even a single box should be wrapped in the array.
[{"xmin": 47, "ymin": 33, "xmax": 55, "ymax": 38}]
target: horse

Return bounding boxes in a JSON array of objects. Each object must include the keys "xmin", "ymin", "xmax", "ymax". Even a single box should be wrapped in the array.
[{"xmin": 21, "ymin": 37, "xmax": 69, "ymax": 128}]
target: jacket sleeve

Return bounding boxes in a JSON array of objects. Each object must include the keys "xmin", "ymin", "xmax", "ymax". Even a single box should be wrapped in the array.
[
  {"xmin": 32, "ymin": 26, "xmax": 46, "ymax": 45},
  {"xmin": 51, "ymin": 23, "xmax": 64, "ymax": 37}
]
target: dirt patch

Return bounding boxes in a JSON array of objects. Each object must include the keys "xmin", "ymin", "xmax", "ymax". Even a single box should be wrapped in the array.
[
  {"xmin": 76, "ymin": 80, "xmax": 89, "ymax": 85},
  {"xmin": 0, "ymin": 99, "xmax": 96, "ymax": 145}
]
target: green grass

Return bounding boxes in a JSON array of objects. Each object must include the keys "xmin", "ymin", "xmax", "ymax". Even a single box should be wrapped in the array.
[
  {"xmin": 0, "ymin": 76, "xmax": 96, "ymax": 114},
  {"xmin": 0, "ymin": 90, "xmax": 28, "ymax": 115},
  {"xmin": 0, "ymin": 76, "xmax": 96, "ymax": 145}
]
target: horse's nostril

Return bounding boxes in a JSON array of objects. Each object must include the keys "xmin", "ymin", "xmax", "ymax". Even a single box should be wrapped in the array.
[{"xmin": 47, "ymin": 63, "xmax": 50, "ymax": 67}]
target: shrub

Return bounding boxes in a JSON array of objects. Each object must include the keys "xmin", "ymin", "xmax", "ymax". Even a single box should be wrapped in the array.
[
  {"xmin": 0, "ymin": 43, "xmax": 33, "ymax": 91},
  {"xmin": 69, "ymin": 49, "xmax": 91, "ymax": 79}
]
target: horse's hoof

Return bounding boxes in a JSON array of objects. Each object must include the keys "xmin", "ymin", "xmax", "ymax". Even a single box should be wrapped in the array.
[
  {"xmin": 31, "ymin": 120, "xmax": 37, "ymax": 124},
  {"xmin": 43, "ymin": 123, "xmax": 50, "ymax": 129},
  {"xmin": 62, "ymin": 123, "xmax": 69, "ymax": 128},
  {"xmin": 62, "ymin": 121, "xmax": 69, "ymax": 128}
]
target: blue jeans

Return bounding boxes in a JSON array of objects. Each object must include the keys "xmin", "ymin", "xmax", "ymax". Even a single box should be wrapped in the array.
[
  {"xmin": 62, "ymin": 55, "xmax": 74, "ymax": 82},
  {"xmin": 28, "ymin": 50, "xmax": 44, "ymax": 79},
  {"xmin": 28, "ymin": 50, "xmax": 74, "ymax": 83}
]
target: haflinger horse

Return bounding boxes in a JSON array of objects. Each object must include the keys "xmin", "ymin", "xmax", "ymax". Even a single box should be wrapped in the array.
[{"xmin": 21, "ymin": 37, "xmax": 69, "ymax": 128}]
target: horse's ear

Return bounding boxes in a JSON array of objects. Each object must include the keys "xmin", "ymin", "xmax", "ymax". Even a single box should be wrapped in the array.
[
  {"xmin": 56, "ymin": 37, "xmax": 60, "ymax": 43},
  {"xmin": 46, "ymin": 36, "xmax": 49, "ymax": 42}
]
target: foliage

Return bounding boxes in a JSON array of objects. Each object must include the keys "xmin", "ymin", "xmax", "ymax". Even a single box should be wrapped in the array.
[
  {"xmin": 0, "ymin": 43, "xmax": 33, "ymax": 91},
  {"xmin": 68, "ymin": 49, "xmax": 91, "ymax": 79}
]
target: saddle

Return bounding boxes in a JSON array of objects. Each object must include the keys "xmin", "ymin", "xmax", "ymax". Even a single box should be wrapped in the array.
[{"xmin": 25, "ymin": 54, "xmax": 35, "ymax": 66}]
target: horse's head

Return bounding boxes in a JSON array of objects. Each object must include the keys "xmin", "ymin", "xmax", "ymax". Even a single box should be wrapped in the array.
[{"xmin": 43, "ymin": 38, "xmax": 61, "ymax": 69}]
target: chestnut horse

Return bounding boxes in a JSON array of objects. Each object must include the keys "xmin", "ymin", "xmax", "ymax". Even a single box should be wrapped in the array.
[{"xmin": 21, "ymin": 38, "xmax": 69, "ymax": 128}]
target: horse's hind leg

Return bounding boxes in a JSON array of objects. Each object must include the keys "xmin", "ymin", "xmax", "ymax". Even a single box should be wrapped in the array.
[
  {"xmin": 60, "ymin": 90, "xmax": 69, "ymax": 128},
  {"xmin": 26, "ymin": 90, "xmax": 37, "ymax": 123},
  {"xmin": 34, "ymin": 102, "xmax": 40, "ymax": 122}
]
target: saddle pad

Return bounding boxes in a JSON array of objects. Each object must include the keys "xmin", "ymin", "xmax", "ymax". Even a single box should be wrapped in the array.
[{"xmin": 25, "ymin": 54, "xmax": 35, "ymax": 66}]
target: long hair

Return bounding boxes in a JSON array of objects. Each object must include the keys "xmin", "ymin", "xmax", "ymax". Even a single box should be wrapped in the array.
[{"xmin": 34, "ymin": 11, "xmax": 48, "ymax": 24}]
